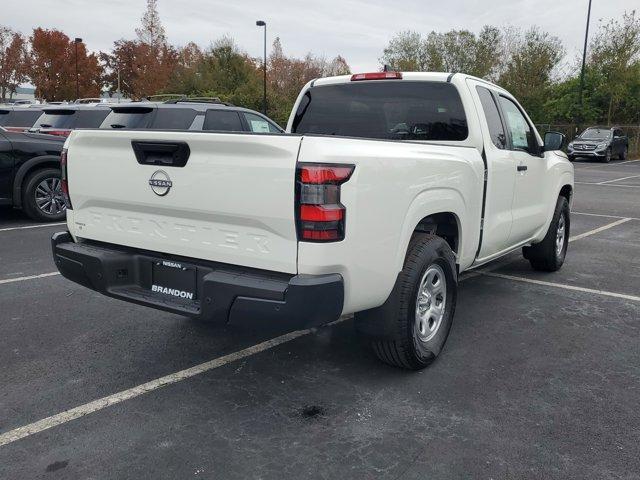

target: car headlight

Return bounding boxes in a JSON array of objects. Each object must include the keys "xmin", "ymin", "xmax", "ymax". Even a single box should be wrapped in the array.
[
  {"xmin": 597, "ymin": 142, "xmax": 607, "ymax": 149},
  {"xmin": 568, "ymin": 142, "xmax": 574, "ymax": 149}
]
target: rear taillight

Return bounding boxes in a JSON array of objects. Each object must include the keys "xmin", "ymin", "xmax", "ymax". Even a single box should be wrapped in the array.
[
  {"xmin": 45, "ymin": 129, "xmax": 72, "ymax": 137},
  {"xmin": 350, "ymin": 71, "xmax": 402, "ymax": 81},
  {"xmin": 296, "ymin": 163, "xmax": 354, "ymax": 242},
  {"xmin": 60, "ymin": 148, "xmax": 72, "ymax": 210}
]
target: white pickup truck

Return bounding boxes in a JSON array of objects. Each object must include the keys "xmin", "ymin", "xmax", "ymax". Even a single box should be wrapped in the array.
[{"xmin": 52, "ymin": 72, "xmax": 573, "ymax": 370}]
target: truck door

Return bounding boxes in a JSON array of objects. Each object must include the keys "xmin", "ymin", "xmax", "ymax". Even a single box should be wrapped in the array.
[
  {"xmin": 495, "ymin": 95, "xmax": 548, "ymax": 246},
  {"xmin": 468, "ymin": 81, "xmax": 516, "ymax": 259}
]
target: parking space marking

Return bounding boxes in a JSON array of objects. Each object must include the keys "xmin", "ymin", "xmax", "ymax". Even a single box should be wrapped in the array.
[
  {"xmin": 0, "ymin": 272, "xmax": 60, "ymax": 285},
  {"xmin": 573, "ymin": 159, "xmax": 640, "ymax": 169},
  {"xmin": 598, "ymin": 174, "xmax": 640, "ymax": 185},
  {"xmin": 0, "ymin": 317, "xmax": 349, "ymax": 447},
  {"xmin": 568, "ymin": 218, "xmax": 632, "ymax": 242},
  {"xmin": 481, "ymin": 271, "xmax": 640, "ymax": 303},
  {"xmin": 575, "ymin": 182, "xmax": 640, "ymax": 189},
  {"xmin": 0, "ymin": 222, "xmax": 65, "ymax": 233},
  {"xmin": 573, "ymin": 212, "xmax": 640, "ymax": 221}
]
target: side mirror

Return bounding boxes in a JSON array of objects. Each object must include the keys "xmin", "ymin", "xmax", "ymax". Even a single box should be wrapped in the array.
[{"xmin": 543, "ymin": 131, "xmax": 565, "ymax": 152}]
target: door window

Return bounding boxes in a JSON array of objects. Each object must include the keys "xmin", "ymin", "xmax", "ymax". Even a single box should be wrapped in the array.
[
  {"xmin": 498, "ymin": 96, "xmax": 539, "ymax": 154},
  {"xmin": 202, "ymin": 110, "xmax": 243, "ymax": 132},
  {"xmin": 476, "ymin": 86, "xmax": 506, "ymax": 149},
  {"xmin": 242, "ymin": 112, "xmax": 281, "ymax": 133}
]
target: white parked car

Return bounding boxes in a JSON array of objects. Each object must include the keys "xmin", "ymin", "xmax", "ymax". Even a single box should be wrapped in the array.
[{"xmin": 52, "ymin": 72, "xmax": 574, "ymax": 369}]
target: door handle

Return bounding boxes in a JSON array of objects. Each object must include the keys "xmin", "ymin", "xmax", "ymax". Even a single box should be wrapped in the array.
[{"xmin": 517, "ymin": 165, "xmax": 528, "ymax": 172}]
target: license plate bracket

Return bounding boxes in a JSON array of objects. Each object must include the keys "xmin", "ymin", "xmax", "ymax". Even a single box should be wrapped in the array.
[{"xmin": 150, "ymin": 260, "xmax": 197, "ymax": 302}]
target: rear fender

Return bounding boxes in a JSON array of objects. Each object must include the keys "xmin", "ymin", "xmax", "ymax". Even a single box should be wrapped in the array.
[
  {"xmin": 395, "ymin": 188, "xmax": 467, "ymax": 273},
  {"xmin": 12, "ymin": 155, "xmax": 61, "ymax": 208}
]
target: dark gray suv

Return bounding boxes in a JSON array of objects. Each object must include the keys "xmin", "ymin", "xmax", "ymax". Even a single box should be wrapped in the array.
[
  {"xmin": 100, "ymin": 99, "xmax": 284, "ymax": 133},
  {"xmin": 567, "ymin": 126, "xmax": 629, "ymax": 163}
]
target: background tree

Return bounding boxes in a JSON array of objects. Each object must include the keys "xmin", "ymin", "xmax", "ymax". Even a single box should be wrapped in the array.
[
  {"xmin": 498, "ymin": 27, "xmax": 564, "ymax": 122},
  {"xmin": 29, "ymin": 28, "xmax": 102, "ymax": 101},
  {"xmin": 587, "ymin": 10, "xmax": 640, "ymax": 124},
  {"xmin": 0, "ymin": 26, "xmax": 28, "ymax": 100},
  {"xmin": 380, "ymin": 27, "xmax": 502, "ymax": 79},
  {"xmin": 101, "ymin": 0, "xmax": 177, "ymax": 98}
]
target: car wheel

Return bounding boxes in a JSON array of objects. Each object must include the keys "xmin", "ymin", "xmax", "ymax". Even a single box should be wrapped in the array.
[
  {"xmin": 355, "ymin": 233, "xmax": 457, "ymax": 370},
  {"xmin": 568, "ymin": 155, "xmax": 574, "ymax": 162},
  {"xmin": 602, "ymin": 148, "xmax": 611, "ymax": 163},
  {"xmin": 522, "ymin": 196, "xmax": 570, "ymax": 272},
  {"xmin": 22, "ymin": 168, "xmax": 66, "ymax": 222}
]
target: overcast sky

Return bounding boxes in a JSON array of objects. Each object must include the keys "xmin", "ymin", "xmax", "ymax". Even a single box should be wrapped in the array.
[{"xmin": 9, "ymin": 0, "xmax": 637, "ymax": 72}]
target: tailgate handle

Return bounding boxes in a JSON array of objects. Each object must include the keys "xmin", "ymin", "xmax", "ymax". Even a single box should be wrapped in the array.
[{"xmin": 131, "ymin": 140, "xmax": 190, "ymax": 167}]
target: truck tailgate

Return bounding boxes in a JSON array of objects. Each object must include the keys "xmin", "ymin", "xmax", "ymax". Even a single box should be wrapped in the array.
[{"xmin": 65, "ymin": 130, "xmax": 302, "ymax": 274}]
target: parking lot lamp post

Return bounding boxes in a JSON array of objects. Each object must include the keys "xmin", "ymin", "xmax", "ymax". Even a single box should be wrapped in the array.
[
  {"xmin": 577, "ymin": 0, "xmax": 592, "ymax": 134},
  {"xmin": 74, "ymin": 38, "xmax": 83, "ymax": 100},
  {"xmin": 256, "ymin": 20, "xmax": 267, "ymax": 115}
]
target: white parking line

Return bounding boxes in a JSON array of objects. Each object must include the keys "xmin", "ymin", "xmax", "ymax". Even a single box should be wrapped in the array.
[
  {"xmin": 573, "ymin": 211, "xmax": 639, "ymax": 221},
  {"xmin": 568, "ymin": 218, "xmax": 632, "ymax": 242},
  {"xmin": 598, "ymin": 174, "xmax": 640, "ymax": 185},
  {"xmin": 0, "ymin": 222, "xmax": 65, "ymax": 233},
  {"xmin": 0, "ymin": 317, "xmax": 349, "ymax": 447},
  {"xmin": 481, "ymin": 271, "xmax": 640, "ymax": 303},
  {"xmin": 0, "ymin": 272, "xmax": 60, "ymax": 285},
  {"xmin": 576, "ymin": 182, "xmax": 640, "ymax": 189}
]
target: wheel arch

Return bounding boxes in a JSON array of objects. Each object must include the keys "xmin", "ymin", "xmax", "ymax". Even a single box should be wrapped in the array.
[
  {"xmin": 395, "ymin": 188, "xmax": 468, "ymax": 274},
  {"xmin": 12, "ymin": 155, "xmax": 61, "ymax": 208}
]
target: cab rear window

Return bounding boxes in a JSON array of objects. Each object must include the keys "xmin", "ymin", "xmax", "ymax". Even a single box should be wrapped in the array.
[{"xmin": 292, "ymin": 81, "xmax": 468, "ymax": 141}]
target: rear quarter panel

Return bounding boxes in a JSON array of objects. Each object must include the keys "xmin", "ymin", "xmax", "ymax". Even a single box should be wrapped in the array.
[{"xmin": 297, "ymin": 135, "xmax": 484, "ymax": 314}]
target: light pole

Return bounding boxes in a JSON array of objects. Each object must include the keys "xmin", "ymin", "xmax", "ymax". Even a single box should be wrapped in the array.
[
  {"xmin": 577, "ymin": 0, "xmax": 592, "ymax": 133},
  {"xmin": 256, "ymin": 20, "xmax": 267, "ymax": 115},
  {"xmin": 74, "ymin": 37, "xmax": 83, "ymax": 100}
]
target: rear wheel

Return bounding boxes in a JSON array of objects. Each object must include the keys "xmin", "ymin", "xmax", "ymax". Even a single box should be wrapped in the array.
[
  {"xmin": 522, "ymin": 196, "xmax": 569, "ymax": 272},
  {"xmin": 22, "ymin": 168, "xmax": 66, "ymax": 222},
  {"xmin": 355, "ymin": 234, "xmax": 457, "ymax": 370}
]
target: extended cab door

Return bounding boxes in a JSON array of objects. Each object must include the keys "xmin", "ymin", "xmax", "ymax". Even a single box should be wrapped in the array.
[
  {"xmin": 467, "ymin": 80, "xmax": 515, "ymax": 259},
  {"xmin": 496, "ymin": 95, "xmax": 548, "ymax": 245}
]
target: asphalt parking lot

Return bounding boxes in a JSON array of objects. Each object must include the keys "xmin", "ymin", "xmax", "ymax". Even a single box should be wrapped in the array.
[{"xmin": 0, "ymin": 158, "xmax": 639, "ymax": 479}]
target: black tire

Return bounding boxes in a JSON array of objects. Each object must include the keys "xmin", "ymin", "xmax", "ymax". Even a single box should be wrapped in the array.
[
  {"xmin": 522, "ymin": 196, "xmax": 569, "ymax": 272},
  {"xmin": 22, "ymin": 168, "xmax": 66, "ymax": 222},
  {"xmin": 602, "ymin": 148, "xmax": 611, "ymax": 163},
  {"xmin": 355, "ymin": 234, "xmax": 457, "ymax": 370},
  {"xmin": 568, "ymin": 155, "xmax": 575, "ymax": 162},
  {"xmin": 620, "ymin": 146, "xmax": 628, "ymax": 160}
]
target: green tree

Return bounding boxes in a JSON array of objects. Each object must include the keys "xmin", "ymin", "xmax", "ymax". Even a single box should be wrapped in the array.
[
  {"xmin": 497, "ymin": 27, "xmax": 564, "ymax": 122},
  {"xmin": 587, "ymin": 10, "xmax": 640, "ymax": 124}
]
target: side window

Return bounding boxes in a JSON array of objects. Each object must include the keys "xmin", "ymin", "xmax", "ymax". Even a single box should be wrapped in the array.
[
  {"xmin": 476, "ymin": 86, "xmax": 506, "ymax": 149},
  {"xmin": 242, "ymin": 112, "xmax": 281, "ymax": 133},
  {"xmin": 498, "ymin": 96, "xmax": 538, "ymax": 154},
  {"xmin": 202, "ymin": 110, "xmax": 243, "ymax": 132},
  {"xmin": 152, "ymin": 108, "xmax": 198, "ymax": 130}
]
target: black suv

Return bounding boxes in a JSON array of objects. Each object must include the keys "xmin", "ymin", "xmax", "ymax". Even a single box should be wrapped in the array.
[
  {"xmin": 0, "ymin": 126, "xmax": 66, "ymax": 221},
  {"xmin": 568, "ymin": 126, "xmax": 629, "ymax": 163},
  {"xmin": 100, "ymin": 99, "xmax": 284, "ymax": 133}
]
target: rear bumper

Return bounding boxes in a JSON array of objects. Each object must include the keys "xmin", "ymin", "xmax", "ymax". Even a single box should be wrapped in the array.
[{"xmin": 51, "ymin": 231, "xmax": 344, "ymax": 328}]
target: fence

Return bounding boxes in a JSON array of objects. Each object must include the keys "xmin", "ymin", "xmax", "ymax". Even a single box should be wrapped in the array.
[{"xmin": 535, "ymin": 124, "xmax": 640, "ymax": 157}]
